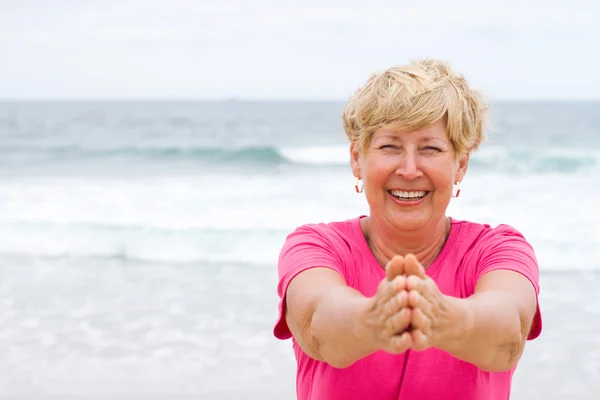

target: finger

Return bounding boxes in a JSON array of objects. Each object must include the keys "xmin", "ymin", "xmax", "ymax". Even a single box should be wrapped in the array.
[
  {"xmin": 407, "ymin": 289, "xmax": 423, "ymax": 309},
  {"xmin": 381, "ymin": 287, "xmax": 409, "ymax": 320},
  {"xmin": 411, "ymin": 289, "xmax": 435, "ymax": 318},
  {"xmin": 378, "ymin": 274, "xmax": 406, "ymax": 300},
  {"xmin": 404, "ymin": 253, "xmax": 427, "ymax": 279},
  {"xmin": 409, "ymin": 306, "xmax": 431, "ymax": 334},
  {"xmin": 388, "ymin": 331, "xmax": 413, "ymax": 354},
  {"xmin": 406, "ymin": 275, "xmax": 423, "ymax": 293},
  {"xmin": 410, "ymin": 329, "xmax": 429, "ymax": 352},
  {"xmin": 385, "ymin": 255, "xmax": 405, "ymax": 281},
  {"xmin": 383, "ymin": 307, "xmax": 411, "ymax": 337},
  {"xmin": 392, "ymin": 274, "xmax": 408, "ymax": 292}
]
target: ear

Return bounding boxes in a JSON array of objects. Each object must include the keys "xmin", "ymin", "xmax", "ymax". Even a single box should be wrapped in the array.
[
  {"xmin": 455, "ymin": 152, "xmax": 470, "ymax": 182},
  {"xmin": 350, "ymin": 140, "xmax": 362, "ymax": 178}
]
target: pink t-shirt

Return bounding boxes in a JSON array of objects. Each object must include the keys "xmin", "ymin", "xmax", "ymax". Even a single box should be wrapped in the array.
[{"xmin": 274, "ymin": 216, "xmax": 542, "ymax": 400}]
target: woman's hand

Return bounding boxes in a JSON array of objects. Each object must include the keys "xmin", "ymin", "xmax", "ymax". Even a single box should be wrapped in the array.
[
  {"xmin": 360, "ymin": 254, "xmax": 454, "ymax": 355},
  {"xmin": 359, "ymin": 256, "xmax": 414, "ymax": 354},
  {"xmin": 403, "ymin": 254, "xmax": 454, "ymax": 351}
]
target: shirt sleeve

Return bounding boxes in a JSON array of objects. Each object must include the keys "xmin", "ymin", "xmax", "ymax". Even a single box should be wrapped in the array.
[
  {"xmin": 474, "ymin": 225, "xmax": 543, "ymax": 340},
  {"xmin": 273, "ymin": 224, "xmax": 346, "ymax": 340}
]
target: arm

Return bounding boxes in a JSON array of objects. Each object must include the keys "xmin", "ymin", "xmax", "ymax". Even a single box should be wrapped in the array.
[
  {"xmin": 435, "ymin": 270, "xmax": 538, "ymax": 372},
  {"xmin": 284, "ymin": 267, "xmax": 376, "ymax": 368},
  {"xmin": 284, "ymin": 257, "xmax": 414, "ymax": 369}
]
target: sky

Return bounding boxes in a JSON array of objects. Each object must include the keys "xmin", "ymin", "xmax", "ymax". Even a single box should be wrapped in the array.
[{"xmin": 1, "ymin": 0, "xmax": 599, "ymax": 100}]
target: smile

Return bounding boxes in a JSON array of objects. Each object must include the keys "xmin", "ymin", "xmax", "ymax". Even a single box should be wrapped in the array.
[{"xmin": 388, "ymin": 190, "xmax": 429, "ymax": 201}]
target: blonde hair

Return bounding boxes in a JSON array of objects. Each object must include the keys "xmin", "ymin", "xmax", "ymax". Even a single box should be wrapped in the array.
[{"xmin": 342, "ymin": 59, "xmax": 488, "ymax": 158}]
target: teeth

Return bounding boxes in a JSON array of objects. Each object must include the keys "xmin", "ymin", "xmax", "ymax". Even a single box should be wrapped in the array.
[{"xmin": 390, "ymin": 190, "xmax": 427, "ymax": 199}]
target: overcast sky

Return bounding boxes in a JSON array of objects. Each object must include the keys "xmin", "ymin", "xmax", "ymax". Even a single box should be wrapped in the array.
[{"xmin": 1, "ymin": 0, "xmax": 599, "ymax": 100}]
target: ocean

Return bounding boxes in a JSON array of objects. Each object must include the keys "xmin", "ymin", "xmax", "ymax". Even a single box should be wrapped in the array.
[{"xmin": 0, "ymin": 101, "xmax": 598, "ymax": 399}]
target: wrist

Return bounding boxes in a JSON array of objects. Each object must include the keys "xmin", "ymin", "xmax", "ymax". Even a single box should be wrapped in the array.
[
  {"xmin": 352, "ymin": 296, "xmax": 381, "ymax": 354},
  {"xmin": 433, "ymin": 295, "xmax": 473, "ymax": 351}
]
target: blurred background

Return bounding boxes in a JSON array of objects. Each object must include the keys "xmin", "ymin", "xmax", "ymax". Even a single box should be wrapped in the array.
[{"xmin": 0, "ymin": 1, "xmax": 599, "ymax": 399}]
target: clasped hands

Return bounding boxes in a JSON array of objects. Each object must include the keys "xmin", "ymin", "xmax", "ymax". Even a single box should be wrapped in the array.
[{"xmin": 362, "ymin": 254, "xmax": 451, "ymax": 354}]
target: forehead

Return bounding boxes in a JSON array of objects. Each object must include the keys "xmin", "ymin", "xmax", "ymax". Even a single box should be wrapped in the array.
[{"xmin": 372, "ymin": 120, "xmax": 449, "ymax": 142}]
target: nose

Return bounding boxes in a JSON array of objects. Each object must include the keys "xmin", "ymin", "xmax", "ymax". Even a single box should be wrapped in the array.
[{"xmin": 395, "ymin": 149, "xmax": 423, "ymax": 180}]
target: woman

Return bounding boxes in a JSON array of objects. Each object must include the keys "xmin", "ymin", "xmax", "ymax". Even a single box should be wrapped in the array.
[{"xmin": 273, "ymin": 59, "xmax": 542, "ymax": 400}]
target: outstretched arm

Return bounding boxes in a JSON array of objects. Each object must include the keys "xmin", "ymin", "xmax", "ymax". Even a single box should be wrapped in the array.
[
  {"xmin": 284, "ymin": 257, "xmax": 413, "ymax": 368},
  {"xmin": 438, "ymin": 270, "xmax": 536, "ymax": 371},
  {"xmin": 285, "ymin": 268, "xmax": 375, "ymax": 368},
  {"xmin": 404, "ymin": 254, "xmax": 538, "ymax": 372}
]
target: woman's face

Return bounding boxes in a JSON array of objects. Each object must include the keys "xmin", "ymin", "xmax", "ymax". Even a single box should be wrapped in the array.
[{"xmin": 351, "ymin": 119, "xmax": 469, "ymax": 232}]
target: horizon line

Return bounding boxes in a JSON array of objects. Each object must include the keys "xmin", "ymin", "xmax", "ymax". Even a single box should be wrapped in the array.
[{"xmin": 0, "ymin": 97, "xmax": 599, "ymax": 103}]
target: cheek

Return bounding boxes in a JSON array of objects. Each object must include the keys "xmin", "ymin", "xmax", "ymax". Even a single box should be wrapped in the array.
[
  {"xmin": 368, "ymin": 157, "xmax": 398, "ymax": 174},
  {"xmin": 364, "ymin": 160, "xmax": 390, "ymax": 180},
  {"xmin": 424, "ymin": 164, "xmax": 456, "ymax": 190}
]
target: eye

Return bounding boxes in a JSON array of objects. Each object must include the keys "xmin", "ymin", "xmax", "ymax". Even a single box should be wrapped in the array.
[
  {"xmin": 379, "ymin": 144, "xmax": 399, "ymax": 150},
  {"xmin": 422, "ymin": 146, "xmax": 442, "ymax": 153}
]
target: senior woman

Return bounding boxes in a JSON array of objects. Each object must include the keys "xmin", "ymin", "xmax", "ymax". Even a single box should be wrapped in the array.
[{"xmin": 273, "ymin": 59, "xmax": 542, "ymax": 400}]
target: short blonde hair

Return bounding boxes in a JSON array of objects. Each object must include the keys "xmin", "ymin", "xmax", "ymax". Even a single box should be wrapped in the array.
[{"xmin": 342, "ymin": 59, "xmax": 488, "ymax": 158}]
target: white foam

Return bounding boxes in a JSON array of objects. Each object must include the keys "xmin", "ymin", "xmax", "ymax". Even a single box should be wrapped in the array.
[
  {"xmin": 279, "ymin": 144, "xmax": 349, "ymax": 166},
  {"xmin": 0, "ymin": 169, "xmax": 598, "ymax": 271}
]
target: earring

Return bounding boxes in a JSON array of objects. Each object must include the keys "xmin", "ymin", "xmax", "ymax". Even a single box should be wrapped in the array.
[
  {"xmin": 354, "ymin": 176, "xmax": 363, "ymax": 193},
  {"xmin": 452, "ymin": 181, "xmax": 461, "ymax": 198}
]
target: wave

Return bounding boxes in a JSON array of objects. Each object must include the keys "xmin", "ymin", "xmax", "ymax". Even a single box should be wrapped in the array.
[
  {"xmin": 0, "ymin": 144, "xmax": 288, "ymax": 164},
  {"xmin": 0, "ymin": 220, "xmax": 598, "ymax": 272},
  {"xmin": 0, "ymin": 222, "xmax": 286, "ymax": 266},
  {"xmin": 0, "ymin": 144, "xmax": 597, "ymax": 173},
  {"xmin": 469, "ymin": 147, "xmax": 598, "ymax": 174}
]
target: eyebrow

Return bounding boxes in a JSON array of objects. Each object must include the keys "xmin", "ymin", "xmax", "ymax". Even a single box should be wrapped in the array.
[{"xmin": 377, "ymin": 135, "xmax": 447, "ymax": 143}]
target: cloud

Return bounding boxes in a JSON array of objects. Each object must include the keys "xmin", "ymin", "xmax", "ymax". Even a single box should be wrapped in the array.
[
  {"xmin": 0, "ymin": 0, "xmax": 598, "ymax": 99},
  {"xmin": 3, "ymin": 1, "xmax": 595, "ymax": 45}
]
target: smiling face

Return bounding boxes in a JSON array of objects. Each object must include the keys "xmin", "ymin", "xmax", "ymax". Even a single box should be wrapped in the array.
[{"xmin": 351, "ymin": 119, "xmax": 469, "ymax": 232}]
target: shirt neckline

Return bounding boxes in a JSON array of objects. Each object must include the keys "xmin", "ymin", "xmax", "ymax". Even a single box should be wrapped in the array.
[{"xmin": 349, "ymin": 215, "xmax": 462, "ymax": 278}]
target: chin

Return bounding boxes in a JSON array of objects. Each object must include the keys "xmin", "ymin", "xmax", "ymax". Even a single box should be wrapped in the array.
[{"xmin": 387, "ymin": 213, "xmax": 431, "ymax": 232}]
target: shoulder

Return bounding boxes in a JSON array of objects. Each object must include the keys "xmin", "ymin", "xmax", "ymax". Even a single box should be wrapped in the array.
[
  {"xmin": 278, "ymin": 215, "xmax": 365, "ymax": 268},
  {"xmin": 450, "ymin": 218, "xmax": 539, "ymax": 287},
  {"xmin": 451, "ymin": 218, "xmax": 534, "ymax": 252},
  {"xmin": 277, "ymin": 216, "xmax": 369, "ymax": 285},
  {"xmin": 281, "ymin": 216, "xmax": 364, "ymax": 252},
  {"xmin": 447, "ymin": 218, "xmax": 538, "ymax": 282}
]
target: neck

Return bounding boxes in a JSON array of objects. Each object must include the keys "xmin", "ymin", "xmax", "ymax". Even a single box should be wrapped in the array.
[{"xmin": 361, "ymin": 216, "xmax": 450, "ymax": 269}]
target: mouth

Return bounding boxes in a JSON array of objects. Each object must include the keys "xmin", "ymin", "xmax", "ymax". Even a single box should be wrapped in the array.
[{"xmin": 388, "ymin": 189, "xmax": 429, "ymax": 202}]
